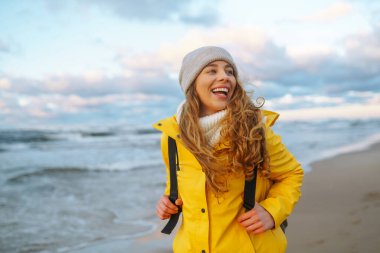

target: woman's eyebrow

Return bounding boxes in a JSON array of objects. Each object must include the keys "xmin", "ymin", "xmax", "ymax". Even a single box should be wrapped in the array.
[
  {"xmin": 205, "ymin": 63, "xmax": 218, "ymax": 68},
  {"xmin": 205, "ymin": 63, "xmax": 233, "ymax": 68}
]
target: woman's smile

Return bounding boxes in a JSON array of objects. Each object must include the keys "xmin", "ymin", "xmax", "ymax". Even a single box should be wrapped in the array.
[{"xmin": 211, "ymin": 86, "xmax": 230, "ymax": 98}]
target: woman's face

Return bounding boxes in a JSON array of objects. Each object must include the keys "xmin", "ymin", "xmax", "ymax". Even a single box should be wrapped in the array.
[{"xmin": 194, "ymin": 60, "xmax": 237, "ymax": 117}]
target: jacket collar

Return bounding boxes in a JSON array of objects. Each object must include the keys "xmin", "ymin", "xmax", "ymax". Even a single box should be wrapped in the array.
[
  {"xmin": 262, "ymin": 109, "xmax": 280, "ymax": 127},
  {"xmin": 153, "ymin": 115, "xmax": 181, "ymax": 141}
]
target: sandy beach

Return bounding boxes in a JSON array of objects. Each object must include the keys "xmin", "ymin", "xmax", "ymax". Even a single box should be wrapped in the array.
[
  {"xmin": 79, "ymin": 142, "xmax": 380, "ymax": 253},
  {"xmin": 286, "ymin": 142, "xmax": 380, "ymax": 253}
]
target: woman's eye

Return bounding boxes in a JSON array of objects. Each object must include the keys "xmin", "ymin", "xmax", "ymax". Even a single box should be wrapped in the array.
[
  {"xmin": 226, "ymin": 69, "xmax": 234, "ymax": 75},
  {"xmin": 207, "ymin": 69, "xmax": 216, "ymax": 74}
]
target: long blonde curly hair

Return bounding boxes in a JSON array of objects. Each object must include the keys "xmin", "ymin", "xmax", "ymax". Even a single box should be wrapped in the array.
[{"xmin": 178, "ymin": 80, "xmax": 270, "ymax": 196}]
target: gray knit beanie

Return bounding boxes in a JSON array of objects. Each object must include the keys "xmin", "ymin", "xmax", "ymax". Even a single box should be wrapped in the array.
[{"xmin": 179, "ymin": 46, "xmax": 239, "ymax": 93}]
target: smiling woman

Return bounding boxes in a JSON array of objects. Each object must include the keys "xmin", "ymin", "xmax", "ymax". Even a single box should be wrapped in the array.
[{"xmin": 153, "ymin": 46, "xmax": 304, "ymax": 253}]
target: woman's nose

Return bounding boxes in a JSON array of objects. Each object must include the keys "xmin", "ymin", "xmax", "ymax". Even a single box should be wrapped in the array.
[{"xmin": 217, "ymin": 71, "xmax": 229, "ymax": 81}]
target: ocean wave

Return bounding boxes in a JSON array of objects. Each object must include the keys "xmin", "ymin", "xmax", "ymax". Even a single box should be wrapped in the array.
[
  {"xmin": 135, "ymin": 128, "xmax": 159, "ymax": 135},
  {"xmin": 80, "ymin": 131, "xmax": 116, "ymax": 137},
  {"xmin": 0, "ymin": 126, "xmax": 160, "ymax": 146},
  {"xmin": 6, "ymin": 162, "xmax": 164, "ymax": 183},
  {"xmin": 0, "ymin": 130, "xmax": 59, "ymax": 144},
  {"xmin": 6, "ymin": 167, "xmax": 91, "ymax": 183}
]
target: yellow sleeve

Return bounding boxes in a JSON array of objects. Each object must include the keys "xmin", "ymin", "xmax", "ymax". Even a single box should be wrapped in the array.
[
  {"xmin": 259, "ymin": 117, "xmax": 304, "ymax": 228},
  {"xmin": 160, "ymin": 133, "xmax": 171, "ymax": 196}
]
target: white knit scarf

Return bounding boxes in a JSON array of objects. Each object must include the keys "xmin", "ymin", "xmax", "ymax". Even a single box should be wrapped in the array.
[{"xmin": 176, "ymin": 100, "xmax": 226, "ymax": 146}]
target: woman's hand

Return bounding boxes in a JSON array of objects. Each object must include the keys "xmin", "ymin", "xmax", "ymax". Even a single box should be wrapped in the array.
[
  {"xmin": 237, "ymin": 202, "xmax": 275, "ymax": 234},
  {"xmin": 156, "ymin": 195, "xmax": 183, "ymax": 220}
]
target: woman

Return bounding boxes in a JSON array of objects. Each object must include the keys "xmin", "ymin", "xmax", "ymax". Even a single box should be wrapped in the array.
[{"xmin": 153, "ymin": 46, "xmax": 303, "ymax": 252}]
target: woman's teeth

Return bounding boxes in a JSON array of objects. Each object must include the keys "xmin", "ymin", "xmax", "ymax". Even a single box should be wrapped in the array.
[{"xmin": 211, "ymin": 87, "xmax": 229, "ymax": 96}]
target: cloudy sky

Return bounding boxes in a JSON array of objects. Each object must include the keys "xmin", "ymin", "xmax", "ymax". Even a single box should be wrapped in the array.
[{"xmin": 1, "ymin": 0, "xmax": 380, "ymax": 128}]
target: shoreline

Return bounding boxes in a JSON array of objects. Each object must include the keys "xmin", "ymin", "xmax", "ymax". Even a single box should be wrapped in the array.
[
  {"xmin": 286, "ymin": 141, "xmax": 380, "ymax": 252},
  {"xmin": 302, "ymin": 132, "xmax": 380, "ymax": 173}
]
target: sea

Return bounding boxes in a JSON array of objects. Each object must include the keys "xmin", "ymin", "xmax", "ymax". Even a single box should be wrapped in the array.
[{"xmin": 1, "ymin": 118, "xmax": 380, "ymax": 252}]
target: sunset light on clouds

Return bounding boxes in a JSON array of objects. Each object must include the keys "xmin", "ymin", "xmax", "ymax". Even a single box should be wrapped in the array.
[{"xmin": 1, "ymin": 0, "xmax": 380, "ymax": 128}]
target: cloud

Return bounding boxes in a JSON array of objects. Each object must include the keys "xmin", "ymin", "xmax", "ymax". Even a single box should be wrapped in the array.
[
  {"xmin": 248, "ymin": 24, "xmax": 380, "ymax": 95},
  {"xmin": 76, "ymin": 0, "xmax": 220, "ymax": 25},
  {"xmin": 2, "ymin": 70, "xmax": 181, "ymax": 98},
  {"xmin": 3, "ymin": 22, "xmax": 380, "ymax": 127},
  {"xmin": 0, "ymin": 100, "xmax": 11, "ymax": 114},
  {"xmin": 278, "ymin": 103, "xmax": 380, "ymax": 121},
  {"xmin": 178, "ymin": 5, "xmax": 219, "ymax": 25},
  {"xmin": 4, "ymin": 22, "xmax": 380, "ymax": 102},
  {"xmin": 0, "ymin": 91, "xmax": 180, "ymax": 128},
  {"xmin": 0, "ymin": 78, "xmax": 12, "ymax": 89},
  {"xmin": 344, "ymin": 26, "xmax": 380, "ymax": 62},
  {"xmin": 265, "ymin": 93, "xmax": 346, "ymax": 109},
  {"xmin": 265, "ymin": 91, "xmax": 380, "ymax": 120},
  {"xmin": 115, "ymin": 20, "xmax": 380, "ymax": 100},
  {"xmin": 298, "ymin": 2, "xmax": 353, "ymax": 22},
  {"xmin": 265, "ymin": 90, "xmax": 380, "ymax": 110}
]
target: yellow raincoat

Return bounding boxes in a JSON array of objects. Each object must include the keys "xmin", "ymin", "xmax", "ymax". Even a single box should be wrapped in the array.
[{"xmin": 153, "ymin": 110, "xmax": 304, "ymax": 253}]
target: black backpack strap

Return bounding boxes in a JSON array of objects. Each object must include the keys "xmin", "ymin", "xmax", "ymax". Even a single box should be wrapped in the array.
[
  {"xmin": 161, "ymin": 136, "xmax": 182, "ymax": 234},
  {"xmin": 243, "ymin": 167, "xmax": 288, "ymax": 233},
  {"xmin": 243, "ymin": 167, "xmax": 258, "ymax": 210},
  {"xmin": 280, "ymin": 219, "xmax": 288, "ymax": 233}
]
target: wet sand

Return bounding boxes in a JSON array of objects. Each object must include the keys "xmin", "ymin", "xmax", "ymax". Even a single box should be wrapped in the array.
[{"xmin": 286, "ymin": 143, "xmax": 380, "ymax": 253}]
